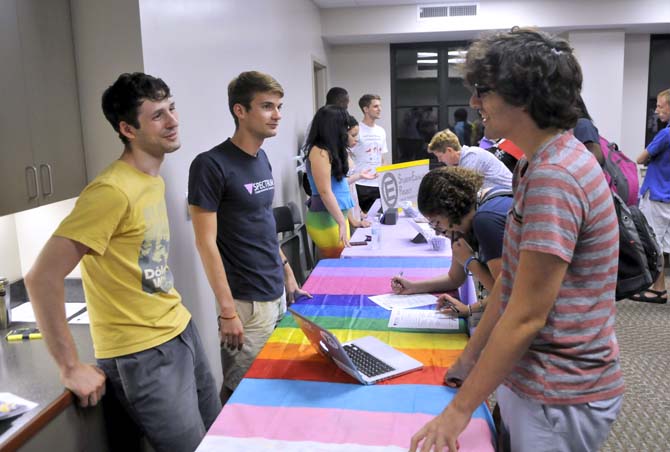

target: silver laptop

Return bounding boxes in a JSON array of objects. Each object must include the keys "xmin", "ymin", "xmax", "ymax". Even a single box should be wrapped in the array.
[{"xmin": 289, "ymin": 308, "xmax": 423, "ymax": 385}]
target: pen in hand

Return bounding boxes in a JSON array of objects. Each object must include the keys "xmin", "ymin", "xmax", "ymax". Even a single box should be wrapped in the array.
[{"xmin": 391, "ymin": 271, "xmax": 404, "ymax": 291}]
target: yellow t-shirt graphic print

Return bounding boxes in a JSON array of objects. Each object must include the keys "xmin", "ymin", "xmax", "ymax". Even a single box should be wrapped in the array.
[
  {"xmin": 139, "ymin": 203, "xmax": 173, "ymax": 294},
  {"xmin": 55, "ymin": 160, "xmax": 190, "ymax": 359}
]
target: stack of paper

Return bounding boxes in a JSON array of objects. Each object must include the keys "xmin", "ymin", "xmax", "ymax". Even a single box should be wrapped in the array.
[{"xmin": 388, "ymin": 309, "xmax": 459, "ymax": 331}]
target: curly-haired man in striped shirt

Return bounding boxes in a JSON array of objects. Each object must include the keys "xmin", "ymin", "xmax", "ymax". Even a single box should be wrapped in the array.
[{"xmin": 410, "ymin": 28, "xmax": 623, "ymax": 452}]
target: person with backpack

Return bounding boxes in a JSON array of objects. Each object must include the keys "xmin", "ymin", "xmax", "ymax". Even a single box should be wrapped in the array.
[
  {"xmin": 573, "ymin": 95, "xmax": 605, "ymax": 166},
  {"xmin": 391, "ymin": 166, "xmax": 512, "ymax": 318},
  {"xmin": 573, "ymin": 96, "xmax": 640, "ymax": 207},
  {"xmin": 635, "ymin": 88, "xmax": 670, "ymax": 304},
  {"xmin": 410, "ymin": 28, "xmax": 623, "ymax": 452}
]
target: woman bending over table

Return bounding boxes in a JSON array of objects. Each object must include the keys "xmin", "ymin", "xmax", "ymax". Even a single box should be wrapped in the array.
[{"xmin": 391, "ymin": 166, "xmax": 511, "ymax": 317}]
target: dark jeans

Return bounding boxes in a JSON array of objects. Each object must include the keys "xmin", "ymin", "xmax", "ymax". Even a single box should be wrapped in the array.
[{"xmin": 97, "ymin": 321, "xmax": 221, "ymax": 452}]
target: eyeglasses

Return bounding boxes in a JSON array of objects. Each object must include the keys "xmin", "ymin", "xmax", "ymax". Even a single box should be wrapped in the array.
[
  {"xmin": 471, "ymin": 83, "xmax": 492, "ymax": 98},
  {"xmin": 428, "ymin": 218, "xmax": 449, "ymax": 237}
]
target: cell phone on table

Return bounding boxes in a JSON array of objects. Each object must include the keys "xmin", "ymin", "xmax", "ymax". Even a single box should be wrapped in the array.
[{"xmin": 350, "ymin": 241, "xmax": 368, "ymax": 246}]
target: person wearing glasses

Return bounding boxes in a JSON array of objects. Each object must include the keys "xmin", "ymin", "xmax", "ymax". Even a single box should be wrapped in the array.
[
  {"xmin": 410, "ymin": 28, "xmax": 622, "ymax": 452},
  {"xmin": 427, "ymin": 128, "xmax": 513, "ymax": 191},
  {"xmin": 391, "ymin": 166, "xmax": 511, "ymax": 318}
]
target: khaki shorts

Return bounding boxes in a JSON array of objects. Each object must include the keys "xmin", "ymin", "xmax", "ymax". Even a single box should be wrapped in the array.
[
  {"xmin": 639, "ymin": 193, "xmax": 670, "ymax": 253},
  {"xmin": 220, "ymin": 297, "xmax": 283, "ymax": 391}
]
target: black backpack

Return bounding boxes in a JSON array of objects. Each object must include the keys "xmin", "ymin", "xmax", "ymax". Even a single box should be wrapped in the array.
[{"xmin": 611, "ymin": 192, "xmax": 663, "ymax": 300}]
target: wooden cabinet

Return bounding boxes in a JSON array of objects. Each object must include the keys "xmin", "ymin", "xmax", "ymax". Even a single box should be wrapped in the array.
[{"xmin": 0, "ymin": 0, "xmax": 86, "ymax": 217}]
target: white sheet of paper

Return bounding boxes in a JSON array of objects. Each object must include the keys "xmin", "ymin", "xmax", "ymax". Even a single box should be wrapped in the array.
[
  {"xmin": 0, "ymin": 392, "xmax": 38, "ymax": 421},
  {"xmin": 388, "ymin": 309, "xmax": 460, "ymax": 330},
  {"xmin": 11, "ymin": 302, "xmax": 87, "ymax": 323},
  {"xmin": 0, "ymin": 392, "xmax": 38, "ymax": 410},
  {"xmin": 368, "ymin": 293, "xmax": 437, "ymax": 310},
  {"xmin": 68, "ymin": 309, "xmax": 90, "ymax": 324}
]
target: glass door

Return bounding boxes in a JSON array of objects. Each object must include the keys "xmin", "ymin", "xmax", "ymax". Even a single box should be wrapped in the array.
[
  {"xmin": 393, "ymin": 47, "xmax": 440, "ymax": 166},
  {"xmin": 391, "ymin": 41, "xmax": 480, "ymax": 166}
]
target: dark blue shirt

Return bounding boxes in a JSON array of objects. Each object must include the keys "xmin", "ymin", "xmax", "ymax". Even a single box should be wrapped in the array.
[
  {"xmin": 472, "ymin": 193, "xmax": 512, "ymax": 264},
  {"xmin": 640, "ymin": 125, "xmax": 670, "ymax": 202},
  {"xmin": 188, "ymin": 139, "xmax": 284, "ymax": 301},
  {"xmin": 573, "ymin": 118, "xmax": 599, "ymax": 145}
]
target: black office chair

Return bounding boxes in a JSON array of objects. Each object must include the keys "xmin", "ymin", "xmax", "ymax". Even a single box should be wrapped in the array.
[{"xmin": 273, "ymin": 202, "xmax": 314, "ymax": 285}]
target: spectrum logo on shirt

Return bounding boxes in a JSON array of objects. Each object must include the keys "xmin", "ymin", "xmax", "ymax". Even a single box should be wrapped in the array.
[{"xmin": 244, "ymin": 179, "xmax": 274, "ymax": 195}]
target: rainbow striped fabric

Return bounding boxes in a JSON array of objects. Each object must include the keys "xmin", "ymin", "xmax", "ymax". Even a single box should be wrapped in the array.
[{"xmin": 198, "ymin": 258, "xmax": 495, "ymax": 451}]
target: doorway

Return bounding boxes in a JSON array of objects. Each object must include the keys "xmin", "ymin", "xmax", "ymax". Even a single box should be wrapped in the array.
[{"xmin": 313, "ymin": 60, "xmax": 327, "ymax": 114}]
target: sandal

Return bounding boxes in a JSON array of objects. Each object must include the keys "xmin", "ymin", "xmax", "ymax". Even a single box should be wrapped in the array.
[{"xmin": 629, "ymin": 290, "xmax": 668, "ymax": 304}]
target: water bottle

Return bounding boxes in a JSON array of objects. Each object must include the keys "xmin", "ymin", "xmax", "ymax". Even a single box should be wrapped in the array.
[{"xmin": 370, "ymin": 218, "xmax": 382, "ymax": 250}]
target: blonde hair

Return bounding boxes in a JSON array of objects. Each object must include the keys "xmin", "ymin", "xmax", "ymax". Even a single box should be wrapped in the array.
[
  {"xmin": 428, "ymin": 129, "xmax": 461, "ymax": 152},
  {"xmin": 659, "ymin": 89, "xmax": 670, "ymax": 105}
]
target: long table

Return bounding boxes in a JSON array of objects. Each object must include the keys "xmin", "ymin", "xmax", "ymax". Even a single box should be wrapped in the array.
[
  {"xmin": 197, "ymin": 257, "xmax": 495, "ymax": 451},
  {"xmin": 341, "ymin": 217, "xmax": 452, "ymax": 258}
]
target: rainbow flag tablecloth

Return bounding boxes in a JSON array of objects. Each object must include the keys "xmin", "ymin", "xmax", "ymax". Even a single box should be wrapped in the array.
[{"xmin": 198, "ymin": 258, "xmax": 495, "ymax": 451}]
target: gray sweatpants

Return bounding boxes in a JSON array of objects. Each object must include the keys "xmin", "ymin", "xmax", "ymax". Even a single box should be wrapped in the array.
[
  {"xmin": 497, "ymin": 384, "xmax": 623, "ymax": 452},
  {"xmin": 97, "ymin": 321, "xmax": 221, "ymax": 452}
]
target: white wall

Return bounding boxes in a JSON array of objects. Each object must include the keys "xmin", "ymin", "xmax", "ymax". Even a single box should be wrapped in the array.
[
  {"xmin": 0, "ymin": 215, "xmax": 22, "ymax": 282},
  {"xmin": 320, "ymin": 0, "xmax": 670, "ymax": 44},
  {"xmin": 138, "ymin": 0, "xmax": 328, "ymax": 388},
  {"xmin": 70, "ymin": 0, "xmax": 145, "ymax": 179},
  {"xmin": 621, "ymin": 34, "xmax": 651, "ymax": 157},
  {"xmin": 328, "ymin": 44, "xmax": 392, "ymax": 153},
  {"xmin": 14, "ymin": 198, "xmax": 80, "ymax": 278},
  {"xmin": 569, "ymin": 30, "xmax": 626, "ymax": 145},
  {"xmin": 328, "ymin": 30, "xmax": 653, "ymax": 161}
]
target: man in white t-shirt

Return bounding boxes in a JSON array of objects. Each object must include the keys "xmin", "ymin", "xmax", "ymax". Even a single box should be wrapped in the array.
[{"xmin": 350, "ymin": 94, "xmax": 390, "ymax": 213}]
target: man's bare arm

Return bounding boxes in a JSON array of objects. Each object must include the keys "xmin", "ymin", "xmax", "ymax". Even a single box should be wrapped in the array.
[
  {"xmin": 637, "ymin": 149, "xmax": 650, "ymax": 165},
  {"xmin": 190, "ymin": 205, "xmax": 244, "ymax": 350},
  {"xmin": 25, "ymin": 236, "xmax": 106, "ymax": 407}
]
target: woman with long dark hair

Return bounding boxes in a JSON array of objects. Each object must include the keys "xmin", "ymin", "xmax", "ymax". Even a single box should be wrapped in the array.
[{"xmin": 304, "ymin": 105, "xmax": 365, "ymax": 257}]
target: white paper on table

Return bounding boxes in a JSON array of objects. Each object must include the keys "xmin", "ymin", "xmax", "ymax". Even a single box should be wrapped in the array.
[
  {"xmin": 0, "ymin": 392, "xmax": 39, "ymax": 420},
  {"xmin": 68, "ymin": 309, "xmax": 90, "ymax": 324},
  {"xmin": 388, "ymin": 309, "xmax": 460, "ymax": 330},
  {"xmin": 0, "ymin": 392, "xmax": 38, "ymax": 410},
  {"xmin": 368, "ymin": 293, "xmax": 437, "ymax": 310},
  {"xmin": 11, "ymin": 302, "xmax": 87, "ymax": 323}
]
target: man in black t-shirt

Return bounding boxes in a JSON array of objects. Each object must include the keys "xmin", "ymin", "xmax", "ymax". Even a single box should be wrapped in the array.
[{"xmin": 188, "ymin": 71, "xmax": 310, "ymax": 403}]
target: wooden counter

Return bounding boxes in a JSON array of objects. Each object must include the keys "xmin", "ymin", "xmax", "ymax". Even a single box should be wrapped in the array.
[{"xmin": 0, "ymin": 311, "xmax": 108, "ymax": 451}]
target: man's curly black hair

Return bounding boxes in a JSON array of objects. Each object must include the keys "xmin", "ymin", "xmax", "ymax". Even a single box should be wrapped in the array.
[{"xmin": 463, "ymin": 27, "xmax": 583, "ymax": 131}]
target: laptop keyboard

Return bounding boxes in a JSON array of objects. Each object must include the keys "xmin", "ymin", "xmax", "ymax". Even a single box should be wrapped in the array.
[{"xmin": 343, "ymin": 344, "xmax": 395, "ymax": 378}]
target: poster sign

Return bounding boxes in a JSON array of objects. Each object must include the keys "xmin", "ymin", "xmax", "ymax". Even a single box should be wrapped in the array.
[{"xmin": 376, "ymin": 159, "xmax": 430, "ymax": 211}]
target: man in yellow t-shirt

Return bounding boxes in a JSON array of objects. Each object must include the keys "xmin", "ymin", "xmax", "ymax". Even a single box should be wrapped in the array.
[{"xmin": 25, "ymin": 73, "xmax": 221, "ymax": 452}]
